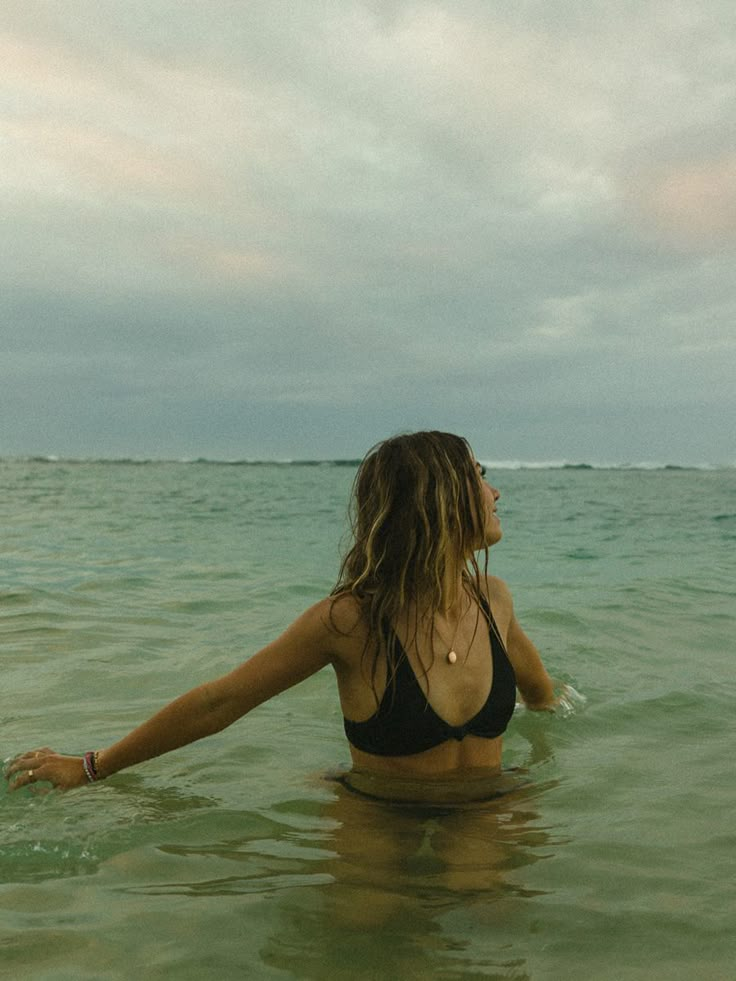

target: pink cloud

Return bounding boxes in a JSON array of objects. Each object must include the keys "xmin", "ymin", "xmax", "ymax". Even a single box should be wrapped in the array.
[
  {"xmin": 162, "ymin": 236, "xmax": 303, "ymax": 287},
  {"xmin": 6, "ymin": 119, "xmax": 212, "ymax": 198},
  {"xmin": 624, "ymin": 153, "xmax": 736, "ymax": 249}
]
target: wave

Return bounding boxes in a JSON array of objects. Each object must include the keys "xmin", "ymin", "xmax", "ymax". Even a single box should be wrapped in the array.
[
  {"xmin": 477, "ymin": 459, "xmax": 733, "ymax": 472},
  {"xmin": 3, "ymin": 456, "xmax": 732, "ymax": 471},
  {"xmin": 2, "ymin": 456, "xmax": 364, "ymax": 468}
]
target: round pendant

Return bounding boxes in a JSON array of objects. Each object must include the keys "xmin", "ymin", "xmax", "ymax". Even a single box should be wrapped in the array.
[{"xmin": 447, "ymin": 650, "xmax": 457, "ymax": 664}]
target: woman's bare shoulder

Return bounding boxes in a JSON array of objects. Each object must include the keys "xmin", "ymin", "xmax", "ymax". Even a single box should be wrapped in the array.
[
  {"xmin": 480, "ymin": 574, "xmax": 514, "ymax": 625},
  {"xmin": 320, "ymin": 591, "xmax": 363, "ymax": 630},
  {"xmin": 480, "ymin": 574, "xmax": 513, "ymax": 605},
  {"xmin": 270, "ymin": 594, "xmax": 365, "ymax": 668},
  {"xmin": 317, "ymin": 592, "xmax": 369, "ymax": 661}
]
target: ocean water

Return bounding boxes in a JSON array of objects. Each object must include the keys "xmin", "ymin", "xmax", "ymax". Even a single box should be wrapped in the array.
[{"xmin": 1, "ymin": 458, "xmax": 734, "ymax": 981}]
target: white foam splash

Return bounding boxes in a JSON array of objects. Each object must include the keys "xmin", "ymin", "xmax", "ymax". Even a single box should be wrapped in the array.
[{"xmin": 555, "ymin": 684, "xmax": 587, "ymax": 718}]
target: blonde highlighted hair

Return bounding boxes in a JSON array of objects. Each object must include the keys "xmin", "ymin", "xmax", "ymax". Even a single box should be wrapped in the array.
[{"xmin": 332, "ymin": 431, "xmax": 490, "ymax": 696}]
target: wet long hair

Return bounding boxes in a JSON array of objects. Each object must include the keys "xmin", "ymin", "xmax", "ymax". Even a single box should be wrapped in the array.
[{"xmin": 331, "ymin": 431, "xmax": 490, "ymax": 700}]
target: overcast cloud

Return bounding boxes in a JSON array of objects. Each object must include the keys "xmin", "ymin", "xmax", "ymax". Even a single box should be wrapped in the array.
[{"xmin": 2, "ymin": 0, "xmax": 735, "ymax": 463}]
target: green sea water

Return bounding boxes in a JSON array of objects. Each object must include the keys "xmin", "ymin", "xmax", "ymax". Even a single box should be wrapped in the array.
[{"xmin": 1, "ymin": 459, "xmax": 734, "ymax": 980}]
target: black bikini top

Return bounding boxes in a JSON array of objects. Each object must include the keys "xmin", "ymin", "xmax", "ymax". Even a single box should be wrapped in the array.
[{"xmin": 343, "ymin": 597, "xmax": 517, "ymax": 757}]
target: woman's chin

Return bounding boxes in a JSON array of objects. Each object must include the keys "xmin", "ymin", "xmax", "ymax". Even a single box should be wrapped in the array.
[{"xmin": 486, "ymin": 524, "xmax": 502, "ymax": 547}]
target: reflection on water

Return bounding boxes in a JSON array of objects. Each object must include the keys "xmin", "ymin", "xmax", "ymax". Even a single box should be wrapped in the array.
[
  {"xmin": 1, "ymin": 699, "xmax": 565, "ymax": 976},
  {"xmin": 261, "ymin": 775, "xmax": 558, "ymax": 980},
  {"xmin": 18, "ymin": 774, "xmax": 556, "ymax": 979}
]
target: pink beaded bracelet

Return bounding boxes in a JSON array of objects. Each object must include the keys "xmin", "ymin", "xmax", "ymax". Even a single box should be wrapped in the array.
[{"xmin": 82, "ymin": 751, "xmax": 101, "ymax": 783}]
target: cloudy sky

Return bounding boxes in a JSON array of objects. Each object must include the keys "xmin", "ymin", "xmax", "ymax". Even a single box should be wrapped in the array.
[{"xmin": 2, "ymin": 0, "xmax": 734, "ymax": 464}]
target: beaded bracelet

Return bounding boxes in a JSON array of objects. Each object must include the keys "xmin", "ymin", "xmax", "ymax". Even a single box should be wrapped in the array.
[{"xmin": 82, "ymin": 751, "xmax": 101, "ymax": 783}]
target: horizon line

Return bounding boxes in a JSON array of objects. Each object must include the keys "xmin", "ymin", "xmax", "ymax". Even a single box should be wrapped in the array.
[{"xmin": 1, "ymin": 455, "xmax": 732, "ymax": 471}]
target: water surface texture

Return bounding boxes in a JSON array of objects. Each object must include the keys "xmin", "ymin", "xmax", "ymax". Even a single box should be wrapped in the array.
[{"xmin": 1, "ymin": 460, "xmax": 734, "ymax": 980}]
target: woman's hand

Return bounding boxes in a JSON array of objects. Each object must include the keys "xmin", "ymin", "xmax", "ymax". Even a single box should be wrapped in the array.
[{"xmin": 4, "ymin": 748, "xmax": 88, "ymax": 791}]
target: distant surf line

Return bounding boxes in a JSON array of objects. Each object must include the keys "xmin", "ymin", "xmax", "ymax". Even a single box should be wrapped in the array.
[{"xmin": 3, "ymin": 457, "xmax": 732, "ymax": 471}]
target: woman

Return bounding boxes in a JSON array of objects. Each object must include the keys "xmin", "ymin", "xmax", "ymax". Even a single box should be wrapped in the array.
[{"xmin": 5, "ymin": 431, "xmax": 557, "ymax": 800}]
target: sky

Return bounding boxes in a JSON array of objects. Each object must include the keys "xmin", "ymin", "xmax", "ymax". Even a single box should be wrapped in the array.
[{"xmin": 2, "ymin": 0, "xmax": 735, "ymax": 465}]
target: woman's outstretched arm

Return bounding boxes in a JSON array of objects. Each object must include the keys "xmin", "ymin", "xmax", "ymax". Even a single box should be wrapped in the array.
[{"xmin": 4, "ymin": 600, "xmax": 335, "ymax": 791}]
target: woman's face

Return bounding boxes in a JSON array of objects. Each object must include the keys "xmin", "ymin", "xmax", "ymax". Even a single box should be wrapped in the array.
[{"xmin": 475, "ymin": 462, "xmax": 502, "ymax": 547}]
